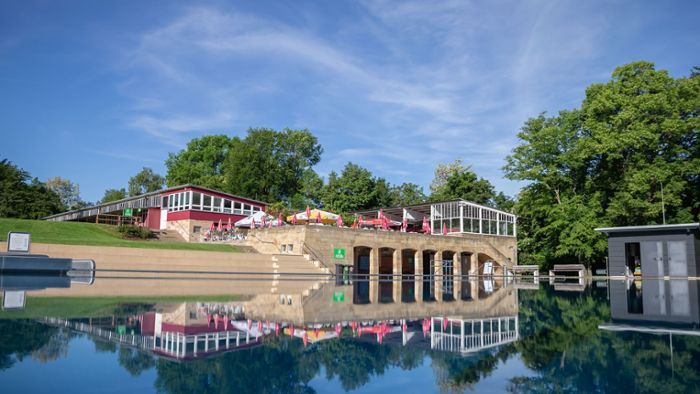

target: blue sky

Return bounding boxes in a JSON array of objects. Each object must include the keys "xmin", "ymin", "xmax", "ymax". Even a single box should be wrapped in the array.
[{"xmin": 1, "ymin": 0, "xmax": 698, "ymax": 203}]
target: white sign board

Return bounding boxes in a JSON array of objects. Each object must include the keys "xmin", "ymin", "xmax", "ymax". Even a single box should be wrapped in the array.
[
  {"xmin": 2, "ymin": 291, "xmax": 26, "ymax": 310},
  {"xmin": 7, "ymin": 232, "xmax": 31, "ymax": 253}
]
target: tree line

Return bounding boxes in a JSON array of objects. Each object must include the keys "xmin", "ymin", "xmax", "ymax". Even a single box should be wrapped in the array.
[{"xmin": 1, "ymin": 61, "xmax": 697, "ymax": 268}]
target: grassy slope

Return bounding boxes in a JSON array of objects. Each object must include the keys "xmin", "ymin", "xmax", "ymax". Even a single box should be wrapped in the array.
[{"xmin": 0, "ymin": 218, "xmax": 241, "ymax": 253}]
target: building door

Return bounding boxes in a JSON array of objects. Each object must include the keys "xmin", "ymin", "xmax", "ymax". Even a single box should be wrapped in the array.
[
  {"xmin": 640, "ymin": 241, "xmax": 663, "ymax": 277},
  {"xmin": 160, "ymin": 209, "xmax": 167, "ymax": 230},
  {"xmin": 668, "ymin": 240, "xmax": 688, "ymax": 277}
]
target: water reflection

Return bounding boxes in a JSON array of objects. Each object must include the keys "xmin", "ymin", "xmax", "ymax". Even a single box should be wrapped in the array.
[{"xmin": 2, "ymin": 278, "xmax": 700, "ymax": 393}]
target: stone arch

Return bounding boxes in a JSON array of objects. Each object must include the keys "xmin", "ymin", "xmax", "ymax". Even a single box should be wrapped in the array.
[
  {"xmin": 422, "ymin": 250, "xmax": 437, "ymax": 301},
  {"xmin": 352, "ymin": 246, "xmax": 372, "ymax": 305},
  {"xmin": 378, "ymin": 247, "xmax": 395, "ymax": 303},
  {"xmin": 401, "ymin": 249, "xmax": 417, "ymax": 302}
]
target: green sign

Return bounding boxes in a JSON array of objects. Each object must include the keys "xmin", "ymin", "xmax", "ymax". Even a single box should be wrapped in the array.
[
  {"xmin": 333, "ymin": 248, "xmax": 345, "ymax": 259},
  {"xmin": 333, "ymin": 291, "xmax": 345, "ymax": 303},
  {"xmin": 123, "ymin": 208, "xmax": 133, "ymax": 217}
]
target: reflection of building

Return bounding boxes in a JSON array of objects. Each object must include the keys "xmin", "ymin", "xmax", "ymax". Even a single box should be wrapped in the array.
[
  {"xmin": 596, "ymin": 223, "xmax": 700, "ymax": 278},
  {"xmin": 430, "ymin": 316, "xmax": 519, "ymax": 354},
  {"xmin": 606, "ymin": 280, "xmax": 700, "ymax": 327}
]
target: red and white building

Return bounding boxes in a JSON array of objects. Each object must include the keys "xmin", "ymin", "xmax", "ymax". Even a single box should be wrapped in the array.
[{"xmin": 45, "ymin": 185, "xmax": 267, "ymax": 241}]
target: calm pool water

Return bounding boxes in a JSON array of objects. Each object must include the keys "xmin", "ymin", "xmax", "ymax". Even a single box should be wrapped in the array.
[{"xmin": 1, "ymin": 276, "xmax": 699, "ymax": 393}]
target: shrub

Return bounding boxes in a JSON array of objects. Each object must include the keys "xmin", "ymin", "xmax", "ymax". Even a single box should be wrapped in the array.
[{"xmin": 117, "ymin": 225, "xmax": 155, "ymax": 240}]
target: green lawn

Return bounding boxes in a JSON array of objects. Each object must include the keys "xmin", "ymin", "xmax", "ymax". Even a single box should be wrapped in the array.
[{"xmin": 0, "ymin": 218, "xmax": 242, "ymax": 253}]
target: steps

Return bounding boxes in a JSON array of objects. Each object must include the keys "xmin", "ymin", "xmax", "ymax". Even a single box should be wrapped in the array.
[{"xmin": 156, "ymin": 230, "xmax": 187, "ymax": 243}]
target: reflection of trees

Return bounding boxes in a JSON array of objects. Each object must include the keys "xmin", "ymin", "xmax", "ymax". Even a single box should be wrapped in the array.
[
  {"xmin": 31, "ymin": 328, "xmax": 75, "ymax": 363},
  {"xmin": 118, "ymin": 346, "xmax": 155, "ymax": 376},
  {"xmin": 510, "ymin": 286, "xmax": 700, "ymax": 393},
  {"xmin": 430, "ymin": 344, "xmax": 515, "ymax": 392},
  {"xmin": 0, "ymin": 320, "xmax": 57, "ymax": 370}
]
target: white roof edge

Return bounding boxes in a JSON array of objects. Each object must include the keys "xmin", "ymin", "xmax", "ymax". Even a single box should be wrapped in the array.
[{"xmin": 595, "ymin": 223, "xmax": 700, "ymax": 233}]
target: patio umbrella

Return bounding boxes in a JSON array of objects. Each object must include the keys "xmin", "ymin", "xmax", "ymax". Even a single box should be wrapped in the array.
[
  {"xmin": 227, "ymin": 217, "xmax": 232, "ymax": 229},
  {"xmin": 306, "ymin": 206, "xmax": 311, "ymax": 220},
  {"xmin": 278, "ymin": 214, "xmax": 283, "ymax": 226},
  {"xmin": 402, "ymin": 218, "xmax": 408, "ymax": 232},
  {"xmin": 442, "ymin": 222, "xmax": 447, "ymax": 235},
  {"xmin": 291, "ymin": 214, "xmax": 298, "ymax": 225},
  {"xmin": 336, "ymin": 214, "xmax": 343, "ymax": 228},
  {"xmin": 381, "ymin": 215, "xmax": 389, "ymax": 230},
  {"xmin": 209, "ymin": 222, "xmax": 216, "ymax": 233},
  {"xmin": 251, "ymin": 217, "xmax": 256, "ymax": 229},
  {"xmin": 379, "ymin": 209, "xmax": 384, "ymax": 219},
  {"xmin": 316, "ymin": 210, "xmax": 322, "ymax": 224},
  {"xmin": 217, "ymin": 219, "xmax": 223, "ymax": 232},
  {"xmin": 351, "ymin": 218, "xmax": 357, "ymax": 229},
  {"xmin": 422, "ymin": 217, "xmax": 430, "ymax": 233}
]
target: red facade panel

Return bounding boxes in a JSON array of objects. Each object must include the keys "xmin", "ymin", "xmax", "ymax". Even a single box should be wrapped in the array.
[
  {"xmin": 146, "ymin": 208, "xmax": 161, "ymax": 229},
  {"xmin": 165, "ymin": 210, "xmax": 247, "ymax": 223}
]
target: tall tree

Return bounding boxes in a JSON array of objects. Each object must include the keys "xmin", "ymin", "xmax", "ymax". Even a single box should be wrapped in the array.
[
  {"xmin": 45, "ymin": 177, "xmax": 82, "ymax": 210},
  {"xmin": 224, "ymin": 128, "xmax": 322, "ymax": 202},
  {"xmin": 100, "ymin": 188, "xmax": 127, "ymax": 204},
  {"xmin": 0, "ymin": 159, "xmax": 63, "ymax": 219},
  {"xmin": 165, "ymin": 135, "xmax": 232, "ymax": 190},
  {"xmin": 389, "ymin": 182, "xmax": 427, "ymax": 206},
  {"xmin": 321, "ymin": 162, "xmax": 379, "ymax": 213},
  {"xmin": 430, "ymin": 160, "xmax": 498, "ymax": 205},
  {"xmin": 505, "ymin": 61, "xmax": 700, "ymax": 268},
  {"xmin": 289, "ymin": 169, "xmax": 324, "ymax": 210},
  {"xmin": 128, "ymin": 167, "xmax": 165, "ymax": 196}
]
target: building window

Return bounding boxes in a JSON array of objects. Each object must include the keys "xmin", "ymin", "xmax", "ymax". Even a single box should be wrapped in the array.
[
  {"xmin": 625, "ymin": 242, "xmax": 641, "ymax": 276},
  {"xmin": 213, "ymin": 197, "xmax": 222, "ymax": 212},
  {"xmin": 223, "ymin": 199, "xmax": 232, "ymax": 214},
  {"xmin": 234, "ymin": 202, "xmax": 242, "ymax": 214},
  {"xmin": 192, "ymin": 192, "xmax": 201, "ymax": 209},
  {"xmin": 203, "ymin": 195, "xmax": 212, "ymax": 211},
  {"xmin": 193, "ymin": 226, "xmax": 201, "ymax": 233}
]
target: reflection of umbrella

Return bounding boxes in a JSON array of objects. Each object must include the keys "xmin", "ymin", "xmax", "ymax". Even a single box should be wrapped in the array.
[
  {"xmin": 336, "ymin": 215, "xmax": 343, "ymax": 228},
  {"xmin": 351, "ymin": 218, "xmax": 358, "ymax": 229},
  {"xmin": 442, "ymin": 223, "xmax": 447, "ymax": 235}
]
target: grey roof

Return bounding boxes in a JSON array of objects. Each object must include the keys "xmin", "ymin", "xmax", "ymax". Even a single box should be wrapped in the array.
[{"xmin": 595, "ymin": 223, "xmax": 700, "ymax": 234}]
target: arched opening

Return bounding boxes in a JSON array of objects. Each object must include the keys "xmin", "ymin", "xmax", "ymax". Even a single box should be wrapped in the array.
[
  {"xmin": 460, "ymin": 252, "xmax": 473, "ymax": 300},
  {"xmin": 422, "ymin": 250, "xmax": 436, "ymax": 301},
  {"xmin": 353, "ymin": 246, "xmax": 371, "ymax": 304},
  {"xmin": 379, "ymin": 247, "xmax": 395, "ymax": 303},
  {"xmin": 401, "ymin": 249, "xmax": 416, "ymax": 303},
  {"xmin": 442, "ymin": 250, "xmax": 456, "ymax": 301},
  {"xmin": 477, "ymin": 253, "xmax": 502, "ymax": 298}
]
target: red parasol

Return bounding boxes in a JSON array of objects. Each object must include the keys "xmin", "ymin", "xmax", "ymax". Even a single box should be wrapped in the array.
[
  {"xmin": 291, "ymin": 213, "xmax": 298, "ymax": 225},
  {"xmin": 210, "ymin": 222, "xmax": 216, "ymax": 232},
  {"xmin": 335, "ymin": 323, "xmax": 342, "ymax": 336},
  {"xmin": 336, "ymin": 214, "xmax": 343, "ymax": 228},
  {"xmin": 402, "ymin": 218, "xmax": 408, "ymax": 232},
  {"xmin": 251, "ymin": 217, "xmax": 256, "ymax": 229},
  {"xmin": 227, "ymin": 217, "xmax": 232, "ymax": 230},
  {"xmin": 442, "ymin": 222, "xmax": 447, "ymax": 235},
  {"xmin": 303, "ymin": 332, "xmax": 308, "ymax": 347},
  {"xmin": 306, "ymin": 206, "xmax": 311, "ymax": 221},
  {"xmin": 378, "ymin": 209, "xmax": 384, "ymax": 219},
  {"xmin": 422, "ymin": 217, "xmax": 430, "ymax": 234},
  {"xmin": 316, "ymin": 210, "xmax": 322, "ymax": 224},
  {"xmin": 261, "ymin": 214, "xmax": 267, "ymax": 227},
  {"xmin": 217, "ymin": 219, "xmax": 223, "ymax": 232},
  {"xmin": 381, "ymin": 215, "xmax": 389, "ymax": 230},
  {"xmin": 278, "ymin": 214, "xmax": 283, "ymax": 226}
]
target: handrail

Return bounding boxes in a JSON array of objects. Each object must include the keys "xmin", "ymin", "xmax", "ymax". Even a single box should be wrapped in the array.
[{"xmin": 302, "ymin": 242, "xmax": 332, "ymax": 273}]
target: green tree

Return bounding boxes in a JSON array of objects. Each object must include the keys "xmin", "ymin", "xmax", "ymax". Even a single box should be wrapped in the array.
[
  {"xmin": 0, "ymin": 159, "xmax": 63, "ymax": 219},
  {"xmin": 224, "ymin": 128, "xmax": 323, "ymax": 202},
  {"xmin": 45, "ymin": 176, "xmax": 82, "ymax": 210},
  {"xmin": 430, "ymin": 160, "xmax": 497, "ymax": 205},
  {"xmin": 505, "ymin": 61, "xmax": 700, "ymax": 268},
  {"xmin": 165, "ymin": 135, "xmax": 232, "ymax": 190},
  {"xmin": 389, "ymin": 182, "xmax": 427, "ymax": 206},
  {"xmin": 100, "ymin": 188, "xmax": 127, "ymax": 204},
  {"xmin": 128, "ymin": 167, "xmax": 165, "ymax": 196},
  {"xmin": 289, "ymin": 169, "xmax": 324, "ymax": 210},
  {"xmin": 322, "ymin": 162, "xmax": 378, "ymax": 213}
]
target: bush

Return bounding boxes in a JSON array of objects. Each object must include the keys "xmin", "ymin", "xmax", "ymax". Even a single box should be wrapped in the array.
[{"xmin": 117, "ymin": 225, "xmax": 155, "ymax": 240}]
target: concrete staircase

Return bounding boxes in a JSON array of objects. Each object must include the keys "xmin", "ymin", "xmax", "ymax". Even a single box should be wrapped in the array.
[{"xmin": 156, "ymin": 230, "xmax": 187, "ymax": 243}]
